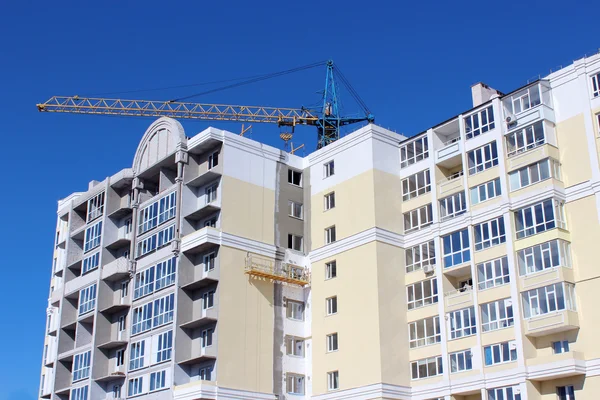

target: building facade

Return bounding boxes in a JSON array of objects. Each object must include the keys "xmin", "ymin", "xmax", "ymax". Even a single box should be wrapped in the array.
[{"xmin": 39, "ymin": 53, "xmax": 600, "ymax": 400}]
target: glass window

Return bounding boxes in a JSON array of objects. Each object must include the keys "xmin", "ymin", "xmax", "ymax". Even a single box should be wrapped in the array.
[
  {"xmin": 477, "ymin": 257, "xmax": 510, "ymax": 290},
  {"xmin": 286, "ymin": 336, "xmax": 305, "ymax": 357},
  {"xmin": 286, "ymin": 300, "xmax": 304, "ymax": 320},
  {"xmin": 72, "ymin": 351, "xmax": 91, "ymax": 381},
  {"xmin": 557, "ymin": 385, "xmax": 576, "ymax": 400},
  {"xmin": 128, "ymin": 377, "xmax": 143, "ymax": 396},
  {"xmin": 199, "ymin": 366, "xmax": 213, "ymax": 381},
  {"xmin": 288, "ymin": 169, "xmax": 302, "ymax": 186},
  {"xmin": 467, "ymin": 141, "xmax": 498, "ymax": 175},
  {"xmin": 153, "ymin": 293, "xmax": 175, "ymax": 327},
  {"xmin": 592, "ymin": 72, "xmax": 600, "ymax": 98},
  {"xmin": 78, "ymin": 284, "xmax": 97, "ymax": 315},
  {"xmin": 442, "ymin": 229, "xmax": 470, "ymax": 268},
  {"xmin": 150, "ymin": 370, "xmax": 167, "ymax": 391},
  {"xmin": 449, "ymin": 349, "xmax": 473, "ymax": 373},
  {"xmin": 408, "ymin": 316, "xmax": 441, "ymax": 348},
  {"xmin": 522, "ymin": 283, "xmax": 577, "ymax": 319},
  {"xmin": 440, "ymin": 191, "xmax": 467, "ymax": 221},
  {"xmin": 208, "ymin": 151, "xmax": 219, "ymax": 169},
  {"xmin": 327, "ymin": 333, "xmax": 339, "ymax": 352},
  {"xmin": 137, "ymin": 224, "xmax": 175, "ymax": 257},
  {"xmin": 553, "ymin": 340, "xmax": 570, "ymax": 354},
  {"xmin": 465, "ymin": 106, "xmax": 495, "ymax": 139},
  {"xmin": 286, "ymin": 374, "xmax": 305, "ymax": 394},
  {"xmin": 324, "ymin": 192, "xmax": 336, "ymax": 210},
  {"xmin": 473, "ymin": 216, "xmax": 506, "ymax": 251},
  {"xmin": 401, "ymin": 136, "xmax": 429, "ymax": 168},
  {"xmin": 507, "ymin": 85, "xmax": 542, "ymax": 114},
  {"xmin": 71, "ymin": 386, "xmax": 89, "ymax": 400},
  {"xmin": 324, "ymin": 160, "xmax": 335, "ymax": 178},
  {"xmin": 155, "ymin": 258, "xmax": 177, "ymax": 291},
  {"xmin": 132, "ymin": 302, "xmax": 153, "ymax": 335},
  {"xmin": 87, "ymin": 192, "xmax": 105, "ymax": 223},
  {"xmin": 84, "ymin": 221, "xmax": 103, "ymax": 253},
  {"xmin": 517, "ymin": 239, "xmax": 571, "ymax": 276},
  {"xmin": 326, "ymin": 296, "xmax": 338, "ymax": 315},
  {"xmin": 288, "ymin": 234, "xmax": 303, "ymax": 251},
  {"xmin": 156, "ymin": 330, "xmax": 173, "ymax": 363},
  {"xmin": 138, "ymin": 192, "xmax": 176, "ymax": 234},
  {"xmin": 487, "ymin": 385, "xmax": 521, "ymax": 400},
  {"xmin": 82, "ymin": 252, "xmax": 100, "ymax": 274},
  {"xmin": 514, "ymin": 199, "xmax": 566, "ymax": 239},
  {"xmin": 506, "ymin": 121, "xmax": 545, "ymax": 157},
  {"xmin": 410, "ymin": 356, "xmax": 443, "ymax": 379},
  {"xmin": 327, "ymin": 371, "xmax": 339, "ymax": 391},
  {"xmin": 404, "ymin": 203, "xmax": 433, "ymax": 232},
  {"xmin": 405, "ymin": 240, "xmax": 435, "ymax": 273},
  {"xmin": 203, "ymin": 252, "xmax": 216, "ymax": 272},
  {"xmin": 407, "ymin": 278, "xmax": 438, "ymax": 310},
  {"xmin": 481, "ymin": 299, "xmax": 514, "ymax": 332},
  {"xmin": 288, "ymin": 200, "xmax": 303, "ymax": 219},
  {"xmin": 402, "ymin": 170, "xmax": 431, "ymax": 201},
  {"xmin": 325, "ymin": 261, "xmax": 337, "ymax": 279},
  {"xmin": 470, "ymin": 178, "xmax": 501, "ymax": 205},
  {"xmin": 134, "ymin": 267, "xmax": 155, "ymax": 299},
  {"xmin": 205, "ymin": 184, "xmax": 218, "ymax": 203},
  {"xmin": 201, "ymin": 328, "xmax": 214, "ymax": 348},
  {"xmin": 484, "ymin": 341, "xmax": 517, "ymax": 366},
  {"xmin": 129, "ymin": 340, "xmax": 145, "ymax": 371},
  {"xmin": 509, "ymin": 158, "xmax": 560, "ymax": 191},
  {"xmin": 449, "ymin": 307, "xmax": 477, "ymax": 339},
  {"xmin": 325, "ymin": 226, "xmax": 337, "ymax": 244}
]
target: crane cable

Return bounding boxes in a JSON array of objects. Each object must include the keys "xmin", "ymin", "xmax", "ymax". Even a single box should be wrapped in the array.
[{"xmin": 333, "ymin": 65, "xmax": 372, "ymax": 115}]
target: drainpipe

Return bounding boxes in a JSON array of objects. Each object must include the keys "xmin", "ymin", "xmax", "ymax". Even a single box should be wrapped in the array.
[
  {"xmin": 172, "ymin": 146, "xmax": 188, "ymax": 254},
  {"xmin": 128, "ymin": 179, "xmax": 141, "ymax": 277}
]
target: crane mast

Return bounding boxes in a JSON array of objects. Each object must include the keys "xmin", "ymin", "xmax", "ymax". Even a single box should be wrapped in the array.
[{"xmin": 36, "ymin": 60, "xmax": 374, "ymax": 149}]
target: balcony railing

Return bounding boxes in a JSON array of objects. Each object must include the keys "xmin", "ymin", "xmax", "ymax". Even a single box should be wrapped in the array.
[
  {"xmin": 444, "ymin": 285, "xmax": 473, "ymax": 309},
  {"xmin": 245, "ymin": 255, "xmax": 310, "ymax": 287}
]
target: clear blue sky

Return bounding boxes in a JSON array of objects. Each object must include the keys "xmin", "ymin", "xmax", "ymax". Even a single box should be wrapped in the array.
[{"xmin": 0, "ymin": 1, "xmax": 597, "ymax": 398}]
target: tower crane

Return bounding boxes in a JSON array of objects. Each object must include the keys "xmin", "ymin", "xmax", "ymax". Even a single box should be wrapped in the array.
[{"xmin": 36, "ymin": 60, "xmax": 374, "ymax": 149}]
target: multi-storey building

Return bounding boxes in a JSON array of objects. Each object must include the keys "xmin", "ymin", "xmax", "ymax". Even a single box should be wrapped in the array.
[{"xmin": 39, "ymin": 53, "xmax": 600, "ymax": 400}]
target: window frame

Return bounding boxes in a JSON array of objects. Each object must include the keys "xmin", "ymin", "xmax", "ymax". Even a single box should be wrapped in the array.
[
  {"xmin": 72, "ymin": 350, "xmax": 91, "ymax": 382},
  {"xmin": 557, "ymin": 385, "xmax": 575, "ymax": 400},
  {"xmin": 407, "ymin": 278, "xmax": 438, "ymax": 310},
  {"xmin": 408, "ymin": 316, "xmax": 441, "ymax": 348},
  {"xmin": 514, "ymin": 199, "xmax": 566, "ymax": 239},
  {"xmin": 71, "ymin": 386, "xmax": 89, "ymax": 400},
  {"xmin": 592, "ymin": 72, "xmax": 600, "ymax": 98},
  {"xmin": 477, "ymin": 256, "xmax": 510, "ymax": 290},
  {"xmin": 78, "ymin": 284, "xmax": 97, "ymax": 315},
  {"xmin": 487, "ymin": 386, "xmax": 521, "ymax": 400},
  {"xmin": 506, "ymin": 121, "xmax": 546, "ymax": 158},
  {"xmin": 509, "ymin": 158, "xmax": 560, "ymax": 191},
  {"xmin": 326, "ymin": 332, "xmax": 339, "ymax": 352},
  {"xmin": 553, "ymin": 340, "xmax": 570, "ymax": 354},
  {"xmin": 470, "ymin": 178, "xmax": 501, "ymax": 205},
  {"xmin": 410, "ymin": 356, "xmax": 443, "ymax": 380},
  {"xmin": 288, "ymin": 234, "xmax": 303, "ymax": 252},
  {"xmin": 325, "ymin": 260, "xmax": 337, "ymax": 280},
  {"xmin": 286, "ymin": 373, "xmax": 305, "ymax": 395},
  {"xmin": 325, "ymin": 225, "xmax": 337, "ymax": 244},
  {"xmin": 517, "ymin": 239, "xmax": 571, "ymax": 276},
  {"xmin": 449, "ymin": 349, "xmax": 473, "ymax": 373},
  {"xmin": 481, "ymin": 298, "xmax": 514, "ymax": 332},
  {"xmin": 439, "ymin": 191, "xmax": 467, "ymax": 221},
  {"xmin": 83, "ymin": 221, "xmax": 103, "ymax": 253},
  {"xmin": 82, "ymin": 251, "xmax": 100, "ymax": 274},
  {"xmin": 448, "ymin": 307, "xmax": 477, "ymax": 339},
  {"xmin": 405, "ymin": 240, "xmax": 435, "ymax": 273},
  {"xmin": 324, "ymin": 160, "xmax": 335, "ymax": 178},
  {"xmin": 401, "ymin": 170, "xmax": 431, "ymax": 201},
  {"xmin": 400, "ymin": 136, "xmax": 429, "ymax": 168},
  {"xmin": 465, "ymin": 105, "xmax": 495, "ymax": 139},
  {"xmin": 149, "ymin": 369, "xmax": 167, "ymax": 392},
  {"xmin": 129, "ymin": 340, "xmax": 145, "ymax": 371},
  {"xmin": 128, "ymin": 376, "xmax": 143, "ymax": 397},
  {"xmin": 483, "ymin": 341, "xmax": 518, "ymax": 366},
  {"xmin": 522, "ymin": 282, "xmax": 577, "ymax": 319},
  {"xmin": 286, "ymin": 299, "xmax": 305, "ymax": 321},
  {"xmin": 404, "ymin": 203, "xmax": 433, "ymax": 233},
  {"xmin": 286, "ymin": 336, "xmax": 305, "ymax": 357},
  {"xmin": 288, "ymin": 200, "xmax": 303, "ymax": 219},
  {"xmin": 208, "ymin": 151, "xmax": 219, "ymax": 169},
  {"xmin": 288, "ymin": 169, "xmax": 303, "ymax": 187},
  {"xmin": 442, "ymin": 229, "xmax": 471, "ymax": 268},
  {"xmin": 324, "ymin": 191, "xmax": 335, "ymax": 210},
  {"xmin": 467, "ymin": 141, "xmax": 498, "ymax": 175},
  {"xmin": 327, "ymin": 371, "xmax": 339, "ymax": 391},
  {"xmin": 156, "ymin": 330, "xmax": 173, "ymax": 363},
  {"xmin": 87, "ymin": 191, "xmax": 105, "ymax": 223},
  {"xmin": 326, "ymin": 296, "xmax": 338, "ymax": 316},
  {"xmin": 473, "ymin": 216, "xmax": 506, "ymax": 251}
]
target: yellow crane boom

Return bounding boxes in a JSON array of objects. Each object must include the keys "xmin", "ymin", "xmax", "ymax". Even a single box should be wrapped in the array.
[{"xmin": 36, "ymin": 96, "xmax": 320, "ymax": 128}]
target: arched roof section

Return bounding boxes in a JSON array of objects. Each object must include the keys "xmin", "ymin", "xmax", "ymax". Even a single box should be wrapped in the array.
[{"xmin": 132, "ymin": 117, "xmax": 186, "ymax": 175}]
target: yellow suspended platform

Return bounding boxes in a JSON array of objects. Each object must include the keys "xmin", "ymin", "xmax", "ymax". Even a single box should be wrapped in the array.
[{"xmin": 245, "ymin": 255, "xmax": 310, "ymax": 287}]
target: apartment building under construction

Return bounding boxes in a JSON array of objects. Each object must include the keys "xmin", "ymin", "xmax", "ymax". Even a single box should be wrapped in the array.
[{"xmin": 39, "ymin": 53, "xmax": 600, "ymax": 400}]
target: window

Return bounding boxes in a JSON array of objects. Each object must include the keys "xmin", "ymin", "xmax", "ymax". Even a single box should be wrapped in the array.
[
  {"xmin": 129, "ymin": 340, "xmax": 145, "ymax": 370},
  {"xmin": 204, "ymin": 217, "xmax": 216, "ymax": 228},
  {"xmin": 325, "ymin": 261, "xmax": 337, "ymax": 279},
  {"xmin": 522, "ymin": 283, "xmax": 577, "ymax": 319},
  {"xmin": 82, "ymin": 252, "xmax": 100, "ymax": 274},
  {"xmin": 488, "ymin": 386, "xmax": 521, "ymax": 400},
  {"xmin": 156, "ymin": 330, "xmax": 173, "ymax": 363},
  {"xmin": 440, "ymin": 191, "xmax": 467, "ymax": 221},
  {"xmin": 73, "ymin": 351, "xmax": 91, "ymax": 381},
  {"xmin": 557, "ymin": 385, "xmax": 575, "ymax": 400},
  {"xmin": 481, "ymin": 299, "xmax": 514, "ymax": 332},
  {"xmin": 324, "ymin": 160, "xmax": 335, "ymax": 177},
  {"xmin": 205, "ymin": 184, "xmax": 218, "ymax": 203},
  {"xmin": 484, "ymin": 341, "xmax": 517, "ymax": 366},
  {"xmin": 84, "ymin": 221, "xmax": 102, "ymax": 253},
  {"xmin": 508, "ymin": 85, "xmax": 542, "ymax": 114},
  {"xmin": 402, "ymin": 170, "xmax": 431, "ymax": 201},
  {"xmin": 288, "ymin": 201, "xmax": 303, "ymax": 219},
  {"xmin": 71, "ymin": 386, "xmax": 89, "ymax": 400},
  {"xmin": 128, "ymin": 376, "xmax": 143, "ymax": 396},
  {"xmin": 199, "ymin": 366, "xmax": 213, "ymax": 381},
  {"xmin": 467, "ymin": 141, "xmax": 498, "ymax": 175},
  {"xmin": 514, "ymin": 199, "xmax": 566, "ymax": 239},
  {"xmin": 450, "ymin": 349, "xmax": 473, "ymax": 373},
  {"xmin": 328, "ymin": 371, "xmax": 339, "ymax": 391},
  {"xmin": 409, "ymin": 316, "xmax": 440, "ymax": 348},
  {"xmin": 405, "ymin": 240, "xmax": 435, "ymax": 273},
  {"xmin": 286, "ymin": 300, "xmax": 304, "ymax": 320},
  {"xmin": 132, "ymin": 302, "xmax": 153, "ymax": 335},
  {"xmin": 465, "ymin": 106, "xmax": 495, "ymax": 139},
  {"xmin": 506, "ymin": 121, "xmax": 545, "ymax": 158},
  {"xmin": 325, "ymin": 226, "xmax": 337, "ymax": 244},
  {"xmin": 150, "ymin": 370, "xmax": 167, "ymax": 391},
  {"xmin": 553, "ymin": 340, "xmax": 570, "ymax": 354},
  {"xmin": 204, "ymin": 252, "xmax": 216, "ymax": 272},
  {"xmin": 153, "ymin": 293, "xmax": 175, "ymax": 327},
  {"xmin": 78, "ymin": 284, "xmax": 97, "ymax": 315},
  {"xmin": 407, "ymin": 278, "xmax": 438, "ymax": 310},
  {"xmin": 288, "ymin": 169, "xmax": 302, "ymax": 187},
  {"xmin": 449, "ymin": 307, "xmax": 477, "ymax": 339},
  {"xmin": 112, "ymin": 384, "xmax": 121, "ymax": 398},
  {"xmin": 201, "ymin": 328, "xmax": 214, "ymax": 348},
  {"xmin": 442, "ymin": 229, "xmax": 470, "ymax": 268},
  {"xmin": 155, "ymin": 258, "xmax": 177, "ymax": 291},
  {"xmin": 404, "ymin": 203, "xmax": 433, "ymax": 232},
  {"xmin": 118, "ymin": 315, "xmax": 126, "ymax": 332},
  {"xmin": 208, "ymin": 151, "xmax": 219, "ymax": 169},
  {"xmin": 473, "ymin": 216, "xmax": 506, "ymax": 251},
  {"xmin": 326, "ymin": 333, "xmax": 339, "ymax": 352},
  {"xmin": 134, "ymin": 267, "xmax": 154, "ymax": 300},
  {"xmin": 87, "ymin": 191, "xmax": 105, "ymax": 222},
  {"xmin": 326, "ymin": 296, "xmax": 338, "ymax": 315},
  {"xmin": 324, "ymin": 192, "xmax": 335, "ymax": 210},
  {"xmin": 116, "ymin": 349, "xmax": 124, "ymax": 367},
  {"xmin": 288, "ymin": 234, "xmax": 303, "ymax": 252},
  {"xmin": 592, "ymin": 72, "xmax": 599, "ymax": 98},
  {"xmin": 517, "ymin": 239, "xmax": 571, "ymax": 276},
  {"xmin": 401, "ymin": 136, "xmax": 429, "ymax": 168},
  {"xmin": 471, "ymin": 178, "xmax": 501, "ymax": 205},
  {"xmin": 202, "ymin": 290, "xmax": 214, "ymax": 309},
  {"xmin": 137, "ymin": 224, "xmax": 175, "ymax": 257},
  {"xmin": 138, "ymin": 192, "xmax": 176, "ymax": 234},
  {"xmin": 410, "ymin": 356, "xmax": 443, "ymax": 380},
  {"xmin": 509, "ymin": 158, "xmax": 560, "ymax": 191},
  {"xmin": 286, "ymin": 336, "xmax": 304, "ymax": 357},
  {"xmin": 286, "ymin": 374, "xmax": 305, "ymax": 395},
  {"xmin": 477, "ymin": 257, "xmax": 510, "ymax": 290}
]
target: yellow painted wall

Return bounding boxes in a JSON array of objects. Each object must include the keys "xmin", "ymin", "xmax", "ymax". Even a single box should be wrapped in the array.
[
  {"xmin": 216, "ymin": 246, "xmax": 274, "ymax": 393},
  {"xmin": 555, "ymin": 114, "xmax": 593, "ymax": 187}
]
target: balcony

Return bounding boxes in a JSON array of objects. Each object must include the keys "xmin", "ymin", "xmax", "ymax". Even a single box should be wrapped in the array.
[
  {"xmin": 95, "ymin": 364, "xmax": 127, "ymax": 382},
  {"xmin": 245, "ymin": 255, "xmax": 310, "ymax": 287},
  {"xmin": 527, "ymin": 351, "xmax": 585, "ymax": 381},
  {"xmin": 101, "ymin": 257, "xmax": 130, "ymax": 281},
  {"xmin": 520, "ymin": 267, "xmax": 574, "ymax": 291},
  {"xmin": 177, "ymin": 344, "xmax": 218, "ymax": 365},
  {"xmin": 107, "ymin": 193, "xmax": 132, "ymax": 219},
  {"xmin": 181, "ymin": 227, "xmax": 221, "ymax": 254},
  {"xmin": 179, "ymin": 307, "xmax": 218, "ymax": 330},
  {"xmin": 445, "ymin": 287, "xmax": 474, "ymax": 311},
  {"xmin": 180, "ymin": 261, "xmax": 219, "ymax": 291},
  {"xmin": 50, "ymin": 288, "xmax": 62, "ymax": 306},
  {"xmin": 105, "ymin": 227, "xmax": 132, "ymax": 250},
  {"xmin": 524, "ymin": 310, "xmax": 579, "ymax": 337},
  {"xmin": 507, "ymin": 143, "xmax": 560, "ymax": 172},
  {"xmin": 96, "ymin": 331, "xmax": 129, "ymax": 350},
  {"xmin": 185, "ymin": 163, "xmax": 223, "ymax": 188},
  {"xmin": 438, "ymin": 171, "xmax": 464, "ymax": 197},
  {"xmin": 436, "ymin": 139, "xmax": 463, "ymax": 168}
]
